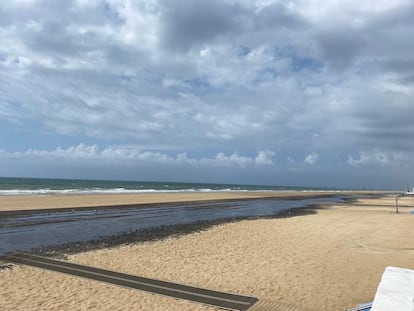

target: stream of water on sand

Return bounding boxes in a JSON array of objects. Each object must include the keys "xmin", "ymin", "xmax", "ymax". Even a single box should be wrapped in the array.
[{"xmin": 0, "ymin": 196, "xmax": 350, "ymax": 256}]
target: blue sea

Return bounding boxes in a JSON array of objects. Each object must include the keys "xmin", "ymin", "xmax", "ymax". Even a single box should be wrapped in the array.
[{"xmin": 0, "ymin": 177, "xmax": 342, "ymax": 195}]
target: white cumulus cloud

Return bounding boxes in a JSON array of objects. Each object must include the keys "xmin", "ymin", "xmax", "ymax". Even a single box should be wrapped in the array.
[
  {"xmin": 304, "ymin": 152, "xmax": 319, "ymax": 165},
  {"xmin": 347, "ymin": 149, "xmax": 403, "ymax": 167},
  {"xmin": 0, "ymin": 144, "xmax": 275, "ymax": 167}
]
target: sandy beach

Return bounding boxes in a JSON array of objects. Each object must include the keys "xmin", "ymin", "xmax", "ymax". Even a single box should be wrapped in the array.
[{"xmin": 1, "ymin": 193, "xmax": 414, "ymax": 310}]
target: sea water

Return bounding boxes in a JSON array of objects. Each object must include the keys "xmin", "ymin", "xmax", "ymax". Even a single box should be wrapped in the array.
[{"xmin": 0, "ymin": 177, "xmax": 347, "ymax": 196}]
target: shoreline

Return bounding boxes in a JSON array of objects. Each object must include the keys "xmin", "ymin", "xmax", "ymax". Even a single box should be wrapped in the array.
[{"xmin": 0, "ymin": 191, "xmax": 387, "ymax": 217}]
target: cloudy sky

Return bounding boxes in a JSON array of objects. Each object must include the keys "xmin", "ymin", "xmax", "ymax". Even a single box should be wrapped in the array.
[{"xmin": 1, "ymin": 0, "xmax": 414, "ymax": 189}]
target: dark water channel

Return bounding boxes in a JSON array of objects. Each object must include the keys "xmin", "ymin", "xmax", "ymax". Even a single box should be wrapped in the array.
[{"xmin": 0, "ymin": 196, "xmax": 350, "ymax": 256}]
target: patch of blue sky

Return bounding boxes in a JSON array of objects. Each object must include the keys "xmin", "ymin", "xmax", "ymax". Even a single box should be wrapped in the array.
[
  {"xmin": 237, "ymin": 45, "xmax": 251, "ymax": 57},
  {"xmin": 274, "ymin": 45, "xmax": 324, "ymax": 73},
  {"xmin": 251, "ymin": 67, "xmax": 279, "ymax": 86},
  {"xmin": 167, "ymin": 77, "xmax": 221, "ymax": 96},
  {"xmin": 0, "ymin": 120, "xmax": 41, "ymax": 151},
  {"xmin": 97, "ymin": 1, "xmax": 125, "ymax": 25},
  {"xmin": 290, "ymin": 55, "xmax": 324, "ymax": 72},
  {"xmin": 0, "ymin": 118, "xmax": 105, "ymax": 152},
  {"xmin": 186, "ymin": 78, "xmax": 212, "ymax": 91}
]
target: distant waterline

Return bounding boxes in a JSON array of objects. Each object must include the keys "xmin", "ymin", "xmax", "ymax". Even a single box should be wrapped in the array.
[{"xmin": 0, "ymin": 177, "xmax": 351, "ymax": 196}]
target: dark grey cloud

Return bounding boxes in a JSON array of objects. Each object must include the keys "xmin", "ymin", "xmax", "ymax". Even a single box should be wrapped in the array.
[
  {"xmin": 255, "ymin": 2, "xmax": 307, "ymax": 30},
  {"xmin": 314, "ymin": 29, "xmax": 363, "ymax": 70},
  {"xmin": 159, "ymin": 0, "xmax": 242, "ymax": 51},
  {"xmin": 310, "ymin": 2, "xmax": 414, "ymax": 73},
  {"xmin": 158, "ymin": 0, "xmax": 308, "ymax": 53},
  {"xmin": 349, "ymin": 97, "xmax": 414, "ymax": 151},
  {"xmin": 367, "ymin": 2, "xmax": 414, "ymax": 31},
  {"xmin": 384, "ymin": 60, "xmax": 414, "ymax": 76}
]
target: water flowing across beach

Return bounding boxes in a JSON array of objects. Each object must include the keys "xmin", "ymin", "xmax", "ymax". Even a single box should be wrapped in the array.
[{"xmin": 0, "ymin": 196, "xmax": 349, "ymax": 256}]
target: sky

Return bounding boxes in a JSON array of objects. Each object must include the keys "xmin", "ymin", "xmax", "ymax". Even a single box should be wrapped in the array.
[{"xmin": 0, "ymin": 0, "xmax": 414, "ymax": 189}]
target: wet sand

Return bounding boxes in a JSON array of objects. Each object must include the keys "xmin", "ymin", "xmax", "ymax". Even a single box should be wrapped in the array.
[
  {"xmin": 0, "ymin": 191, "xmax": 375, "ymax": 214},
  {"xmin": 1, "ymin": 194, "xmax": 414, "ymax": 310}
]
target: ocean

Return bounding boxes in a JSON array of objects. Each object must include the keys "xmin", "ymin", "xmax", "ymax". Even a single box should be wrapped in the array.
[{"xmin": 0, "ymin": 177, "xmax": 339, "ymax": 195}]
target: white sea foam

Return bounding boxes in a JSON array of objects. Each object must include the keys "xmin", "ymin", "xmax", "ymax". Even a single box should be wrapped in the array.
[{"xmin": 0, "ymin": 188, "xmax": 279, "ymax": 196}]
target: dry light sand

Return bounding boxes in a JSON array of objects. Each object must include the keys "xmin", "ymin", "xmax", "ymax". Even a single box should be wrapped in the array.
[{"xmin": 1, "ymin": 193, "xmax": 414, "ymax": 311}]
